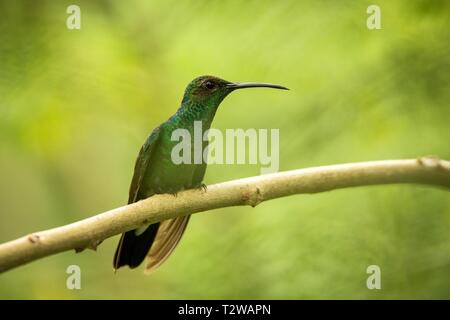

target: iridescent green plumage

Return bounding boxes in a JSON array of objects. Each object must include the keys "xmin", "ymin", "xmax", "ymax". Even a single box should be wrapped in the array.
[{"xmin": 113, "ymin": 75, "xmax": 288, "ymax": 272}]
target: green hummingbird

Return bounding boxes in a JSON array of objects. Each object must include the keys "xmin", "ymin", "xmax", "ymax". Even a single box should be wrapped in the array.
[{"xmin": 113, "ymin": 75, "xmax": 288, "ymax": 273}]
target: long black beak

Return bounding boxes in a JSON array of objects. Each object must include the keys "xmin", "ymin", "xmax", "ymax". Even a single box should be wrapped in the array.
[{"xmin": 226, "ymin": 82, "xmax": 289, "ymax": 90}]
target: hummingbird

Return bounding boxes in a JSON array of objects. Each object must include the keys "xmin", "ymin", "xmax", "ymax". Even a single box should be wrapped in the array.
[{"xmin": 113, "ymin": 75, "xmax": 288, "ymax": 273}]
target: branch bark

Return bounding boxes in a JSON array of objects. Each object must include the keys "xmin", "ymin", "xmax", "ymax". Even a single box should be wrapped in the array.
[{"xmin": 0, "ymin": 157, "xmax": 449, "ymax": 273}]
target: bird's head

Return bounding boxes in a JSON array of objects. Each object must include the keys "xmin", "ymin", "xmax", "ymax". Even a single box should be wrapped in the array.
[{"xmin": 181, "ymin": 75, "xmax": 288, "ymax": 108}]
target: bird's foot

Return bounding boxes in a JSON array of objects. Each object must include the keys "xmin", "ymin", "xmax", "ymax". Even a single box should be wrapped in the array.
[
  {"xmin": 197, "ymin": 183, "xmax": 207, "ymax": 192},
  {"xmin": 171, "ymin": 192, "xmax": 178, "ymax": 197}
]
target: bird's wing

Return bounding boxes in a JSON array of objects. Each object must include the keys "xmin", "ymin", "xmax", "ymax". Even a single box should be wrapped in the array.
[
  {"xmin": 128, "ymin": 127, "xmax": 161, "ymax": 204},
  {"xmin": 113, "ymin": 127, "xmax": 161, "ymax": 270}
]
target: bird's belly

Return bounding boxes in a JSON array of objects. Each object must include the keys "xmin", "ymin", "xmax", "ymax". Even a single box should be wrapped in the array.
[{"xmin": 143, "ymin": 158, "xmax": 197, "ymax": 195}]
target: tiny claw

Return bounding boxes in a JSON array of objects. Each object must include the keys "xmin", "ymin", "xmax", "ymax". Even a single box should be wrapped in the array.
[
  {"xmin": 171, "ymin": 192, "xmax": 178, "ymax": 197},
  {"xmin": 195, "ymin": 183, "xmax": 207, "ymax": 192}
]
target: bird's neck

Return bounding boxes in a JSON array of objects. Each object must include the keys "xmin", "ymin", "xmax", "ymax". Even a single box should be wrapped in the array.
[{"xmin": 175, "ymin": 101, "xmax": 218, "ymax": 129}]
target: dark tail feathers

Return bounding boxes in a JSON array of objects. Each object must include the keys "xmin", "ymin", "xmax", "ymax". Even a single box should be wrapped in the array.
[{"xmin": 113, "ymin": 223, "xmax": 160, "ymax": 269}]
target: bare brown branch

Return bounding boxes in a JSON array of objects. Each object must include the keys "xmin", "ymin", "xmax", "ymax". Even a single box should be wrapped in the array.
[{"xmin": 0, "ymin": 157, "xmax": 449, "ymax": 273}]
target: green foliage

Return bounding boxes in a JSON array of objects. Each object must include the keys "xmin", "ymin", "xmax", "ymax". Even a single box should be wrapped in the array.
[{"xmin": 0, "ymin": 0, "xmax": 449, "ymax": 299}]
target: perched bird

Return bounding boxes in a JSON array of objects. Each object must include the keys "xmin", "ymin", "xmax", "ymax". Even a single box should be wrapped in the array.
[{"xmin": 113, "ymin": 75, "xmax": 288, "ymax": 273}]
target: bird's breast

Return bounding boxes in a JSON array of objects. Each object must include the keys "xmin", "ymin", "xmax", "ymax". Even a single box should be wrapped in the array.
[{"xmin": 143, "ymin": 136, "xmax": 201, "ymax": 194}]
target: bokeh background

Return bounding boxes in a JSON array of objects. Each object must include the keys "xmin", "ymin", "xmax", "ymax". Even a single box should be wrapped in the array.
[{"xmin": 0, "ymin": 0, "xmax": 449, "ymax": 299}]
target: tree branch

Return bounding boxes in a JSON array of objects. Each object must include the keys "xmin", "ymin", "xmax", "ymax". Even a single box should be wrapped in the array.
[{"xmin": 0, "ymin": 157, "xmax": 449, "ymax": 273}]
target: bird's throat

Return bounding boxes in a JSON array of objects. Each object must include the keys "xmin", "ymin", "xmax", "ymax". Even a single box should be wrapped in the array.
[{"xmin": 178, "ymin": 101, "xmax": 219, "ymax": 127}]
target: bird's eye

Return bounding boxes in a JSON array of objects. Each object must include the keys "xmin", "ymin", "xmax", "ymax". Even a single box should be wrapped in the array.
[{"xmin": 204, "ymin": 81, "xmax": 215, "ymax": 90}]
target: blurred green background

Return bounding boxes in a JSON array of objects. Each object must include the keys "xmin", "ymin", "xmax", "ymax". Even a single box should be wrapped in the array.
[{"xmin": 0, "ymin": 0, "xmax": 449, "ymax": 299}]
